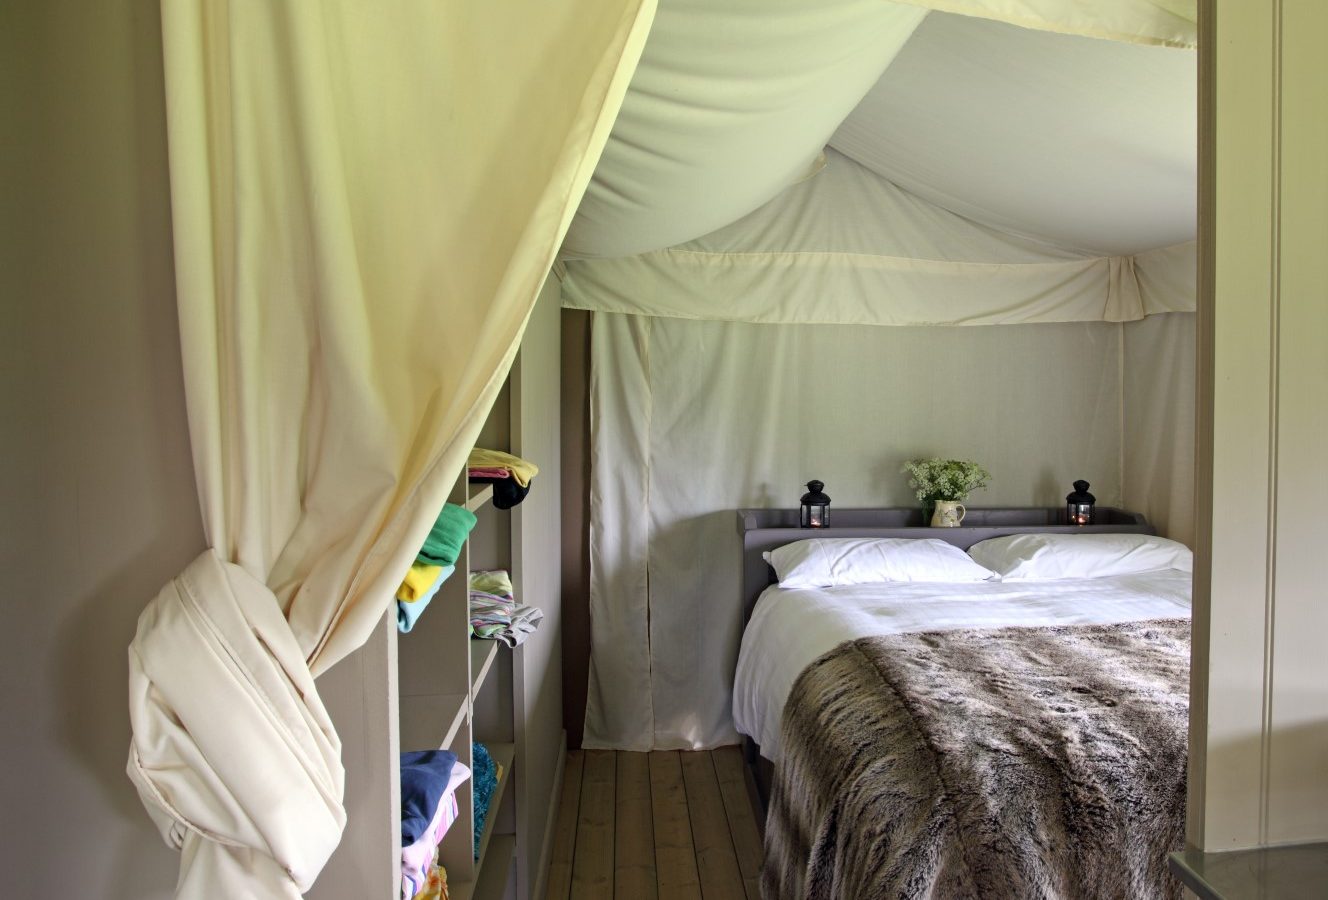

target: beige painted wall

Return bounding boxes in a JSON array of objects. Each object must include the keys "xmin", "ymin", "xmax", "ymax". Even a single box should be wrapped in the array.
[
  {"xmin": 1189, "ymin": 0, "xmax": 1328, "ymax": 850},
  {"xmin": 1, "ymin": 1, "xmax": 204, "ymax": 896}
]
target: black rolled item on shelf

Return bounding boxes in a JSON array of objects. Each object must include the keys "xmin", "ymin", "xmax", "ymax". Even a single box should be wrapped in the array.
[{"xmin": 468, "ymin": 476, "xmax": 531, "ymax": 509}]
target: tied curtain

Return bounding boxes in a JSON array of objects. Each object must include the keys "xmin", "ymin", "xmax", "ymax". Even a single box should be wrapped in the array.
[{"xmin": 127, "ymin": 2, "xmax": 655, "ymax": 897}]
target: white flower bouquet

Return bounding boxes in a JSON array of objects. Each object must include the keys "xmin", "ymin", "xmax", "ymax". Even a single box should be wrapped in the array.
[{"xmin": 903, "ymin": 457, "xmax": 991, "ymax": 505}]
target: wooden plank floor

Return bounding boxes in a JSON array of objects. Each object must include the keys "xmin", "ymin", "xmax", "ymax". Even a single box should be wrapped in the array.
[{"xmin": 545, "ymin": 747, "xmax": 765, "ymax": 900}]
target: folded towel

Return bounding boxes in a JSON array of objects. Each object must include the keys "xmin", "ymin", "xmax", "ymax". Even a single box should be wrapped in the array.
[
  {"xmin": 468, "ymin": 569, "xmax": 540, "ymax": 646},
  {"xmin": 396, "ymin": 563, "xmax": 444, "ymax": 602},
  {"xmin": 398, "ymin": 565, "xmax": 454, "ymax": 633},
  {"xmin": 504, "ymin": 605, "xmax": 544, "ymax": 648},
  {"xmin": 400, "ymin": 760, "xmax": 470, "ymax": 900},
  {"xmin": 466, "ymin": 466, "xmax": 511, "ymax": 479},
  {"xmin": 471, "ymin": 743, "xmax": 497, "ymax": 859},
  {"xmin": 411, "ymin": 860, "xmax": 449, "ymax": 900},
  {"xmin": 400, "ymin": 750, "xmax": 459, "ymax": 845},
  {"xmin": 416, "ymin": 503, "xmax": 476, "ymax": 568},
  {"xmin": 470, "ymin": 569, "xmax": 513, "ymax": 598},
  {"xmin": 467, "ymin": 449, "xmax": 539, "ymax": 488}
]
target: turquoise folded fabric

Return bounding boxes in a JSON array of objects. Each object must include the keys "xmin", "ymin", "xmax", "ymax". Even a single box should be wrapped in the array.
[
  {"xmin": 472, "ymin": 742, "xmax": 497, "ymax": 859},
  {"xmin": 416, "ymin": 503, "xmax": 476, "ymax": 567}
]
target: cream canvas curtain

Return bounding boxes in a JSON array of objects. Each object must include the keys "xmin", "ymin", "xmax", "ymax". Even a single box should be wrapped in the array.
[
  {"xmin": 127, "ymin": 2, "xmax": 655, "ymax": 897},
  {"xmin": 584, "ymin": 312, "xmax": 1129, "ymax": 749}
]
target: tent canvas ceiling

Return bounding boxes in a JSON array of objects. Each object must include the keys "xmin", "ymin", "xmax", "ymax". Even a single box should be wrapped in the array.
[
  {"xmin": 832, "ymin": 11, "xmax": 1196, "ymax": 256},
  {"xmin": 563, "ymin": 3, "xmax": 1197, "ymax": 264}
]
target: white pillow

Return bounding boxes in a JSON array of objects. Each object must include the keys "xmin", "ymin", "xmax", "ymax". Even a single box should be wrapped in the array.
[
  {"xmin": 967, "ymin": 533, "xmax": 1193, "ymax": 581},
  {"xmin": 764, "ymin": 538, "xmax": 996, "ymax": 588}
]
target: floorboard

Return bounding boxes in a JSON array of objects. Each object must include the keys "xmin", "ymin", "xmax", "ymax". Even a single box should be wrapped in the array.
[
  {"xmin": 569, "ymin": 750, "xmax": 616, "ymax": 900},
  {"xmin": 649, "ymin": 751, "xmax": 702, "ymax": 900},
  {"xmin": 543, "ymin": 751, "xmax": 584, "ymax": 900},
  {"xmin": 548, "ymin": 748, "xmax": 763, "ymax": 900},
  {"xmin": 614, "ymin": 751, "xmax": 657, "ymax": 900},
  {"xmin": 712, "ymin": 746, "xmax": 764, "ymax": 900},
  {"xmin": 680, "ymin": 752, "xmax": 747, "ymax": 900}
]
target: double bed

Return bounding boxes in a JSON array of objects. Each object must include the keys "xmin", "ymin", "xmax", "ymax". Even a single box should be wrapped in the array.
[{"xmin": 731, "ymin": 507, "xmax": 1192, "ymax": 900}]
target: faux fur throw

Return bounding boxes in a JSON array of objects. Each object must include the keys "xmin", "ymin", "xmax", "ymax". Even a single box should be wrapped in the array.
[{"xmin": 764, "ymin": 618, "xmax": 1190, "ymax": 900}]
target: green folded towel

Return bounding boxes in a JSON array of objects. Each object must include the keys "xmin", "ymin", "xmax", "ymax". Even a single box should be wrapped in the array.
[{"xmin": 415, "ymin": 502, "xmax": 477, "ymax": 567}]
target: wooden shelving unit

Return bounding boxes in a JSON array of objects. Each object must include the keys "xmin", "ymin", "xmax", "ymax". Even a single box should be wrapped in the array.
[{"xmin": 312, "ymin": 279, "xmax": 567, "ymax": 900}]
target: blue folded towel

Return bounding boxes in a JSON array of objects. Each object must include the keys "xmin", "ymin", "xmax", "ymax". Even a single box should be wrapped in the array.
[
  {"xmin": 472, "ymin": 742, "xmax": 497, "ymax": 858},
  {"xmin": 400, "ymin": 749, "xmax": 459, "ymax": 845}
]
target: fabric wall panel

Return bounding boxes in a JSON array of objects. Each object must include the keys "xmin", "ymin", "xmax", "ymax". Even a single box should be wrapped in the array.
[
  {"xmin": 1122, "ymin": 313, "xmax": 1196, "ymax": 547},
  {"xmin": 584, "ymin": 312, "xmax": 1123, "ymax": 750},
  {"xmin": 585, "ymin": 314, "xmax": 656, "ymax": 750},
  {"xmin": 1137, "ymin": 241, "xmax": 1199, "ymax": 315},
  {"xmin": 563, "ymin": 151, "xmax": 1196, "ymax": 328}
]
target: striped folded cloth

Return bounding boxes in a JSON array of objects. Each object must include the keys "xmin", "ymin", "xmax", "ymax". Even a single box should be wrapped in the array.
[{"xmin": 468, "ymin": 570, "xmax": 543, "ymax": 647}]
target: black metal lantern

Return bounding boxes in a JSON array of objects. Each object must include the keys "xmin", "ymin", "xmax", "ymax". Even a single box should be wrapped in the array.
[
  {"xmin": 1066, "ymin": 479, "xmax": 1096, "ymax": 526},
  {"xmin": 800, "ymin": 480, "xmax": 831, "ymax": 528}
]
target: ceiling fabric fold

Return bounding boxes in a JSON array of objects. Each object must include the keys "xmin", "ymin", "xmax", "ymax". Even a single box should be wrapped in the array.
[
  {"xmin": 560, "ymin": 0, "xmax": 929, "ymax": 260},
  {"xmin": 562, "ymin": 150, "xmax": 1195, "ymax": 326},
  {"xmin": 830, "ymin": 11, "xmax": 1196, "ymax": 256},
  {"xmin": 562, "ymin": 0, "xmax": 1196, "ymax": 262}
]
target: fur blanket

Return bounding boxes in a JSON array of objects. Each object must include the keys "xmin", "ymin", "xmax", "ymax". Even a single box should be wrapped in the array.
[{"xmin": 764, "ymin": 618, "xmax": 1190, "ymax": 900}]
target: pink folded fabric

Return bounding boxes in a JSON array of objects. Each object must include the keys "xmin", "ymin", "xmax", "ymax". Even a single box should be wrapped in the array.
[
  {"xmin": 401, "ymin": 792, "xmax": 458, "ymax": 899},
  {"xmin": 400, "ymin": 761, "xmax": 470, "ymax": 900},
  {"xmin": 468, "ymin": 466, "xmax": 512, "ymax": 479}
]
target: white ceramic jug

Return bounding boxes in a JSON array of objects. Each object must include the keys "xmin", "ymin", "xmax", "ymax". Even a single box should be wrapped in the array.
[{"xmin": 931, "ymin": 500, "xmax": 966, "ymax": 527}]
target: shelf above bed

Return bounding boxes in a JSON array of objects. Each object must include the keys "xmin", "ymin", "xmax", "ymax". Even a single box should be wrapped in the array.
[{"xmin": 737, "ymin": 505, "xmax": 1148, "ymax": 531}]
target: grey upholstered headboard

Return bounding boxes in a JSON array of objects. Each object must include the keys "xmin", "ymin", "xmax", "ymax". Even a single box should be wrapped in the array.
[{"xmin": 736, "ymin": 506, "xmax": 1154, "ymax": 622}]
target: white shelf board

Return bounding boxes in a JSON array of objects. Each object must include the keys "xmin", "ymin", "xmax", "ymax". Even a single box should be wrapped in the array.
[
  {"xmin": 398, "ymin": 692, "xmax": 468, "ymax": 753},
  {"xmin": 473, "ymin": 742, "xmax": 516, "ymax": 873},
  {"xmin": 448, "ymin": 830, "xmax": 515, "ymax": 900},
  {"xmin": 473, "ymin": 834, "xmax": 516, "ymax": 900},
  {"xmin": 469, "ymin": 639, "xmax": 500, "ymax": 697},
  {"xmin": 465, "ymin": 484, "xmax": 494, "ymax": 512}
]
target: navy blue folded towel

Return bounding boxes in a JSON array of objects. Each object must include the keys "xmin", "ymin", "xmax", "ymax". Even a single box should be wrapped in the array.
[{"xmin": 400, "ymin": 749, "xmax": 459, "ymax": 845}]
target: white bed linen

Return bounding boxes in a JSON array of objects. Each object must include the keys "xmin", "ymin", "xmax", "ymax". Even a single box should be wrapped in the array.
[{"xmin": 732, "ymin": 569, "xmax": 1192, "ymax": 762}]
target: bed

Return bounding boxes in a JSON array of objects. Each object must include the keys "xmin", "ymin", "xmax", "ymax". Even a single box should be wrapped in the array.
[{"xmin": 731, "ymin": 507, "xmax": 1192, "ymax": 900}]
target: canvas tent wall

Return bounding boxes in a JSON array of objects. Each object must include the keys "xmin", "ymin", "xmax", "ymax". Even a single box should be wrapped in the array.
[{"xmin": 559, "ymin": 1, "xmax": 1199, "ymax": 750}]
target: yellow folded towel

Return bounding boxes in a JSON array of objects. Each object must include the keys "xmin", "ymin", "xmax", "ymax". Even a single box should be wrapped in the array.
[
  {"xmin": 396, "ymin": 562, "xmax": 443, "ymax": 602},
  {"xmin": 467, "ymin": 448, "xmax": 539, "ymax": 488}
]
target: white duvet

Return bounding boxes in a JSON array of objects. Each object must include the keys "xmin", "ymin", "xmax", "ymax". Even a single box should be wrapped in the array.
[{"xmin": 732, "ymin": 569, "xmax": 1192, "ymax": 762}]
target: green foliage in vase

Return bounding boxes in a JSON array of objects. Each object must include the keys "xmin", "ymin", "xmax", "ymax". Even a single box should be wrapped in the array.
[{"xmin": 903, "ymin": 457, "xmax": 991, "ymax": 504}]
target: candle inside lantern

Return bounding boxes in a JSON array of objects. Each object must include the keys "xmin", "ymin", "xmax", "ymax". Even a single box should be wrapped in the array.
[
  {"xmin": 1066, "ymin": 479, "xmax": 1096, "ymax": 527},
  {"xmin": 800, "ymin": 479, "xmax": 831, "ymax": 529}
]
